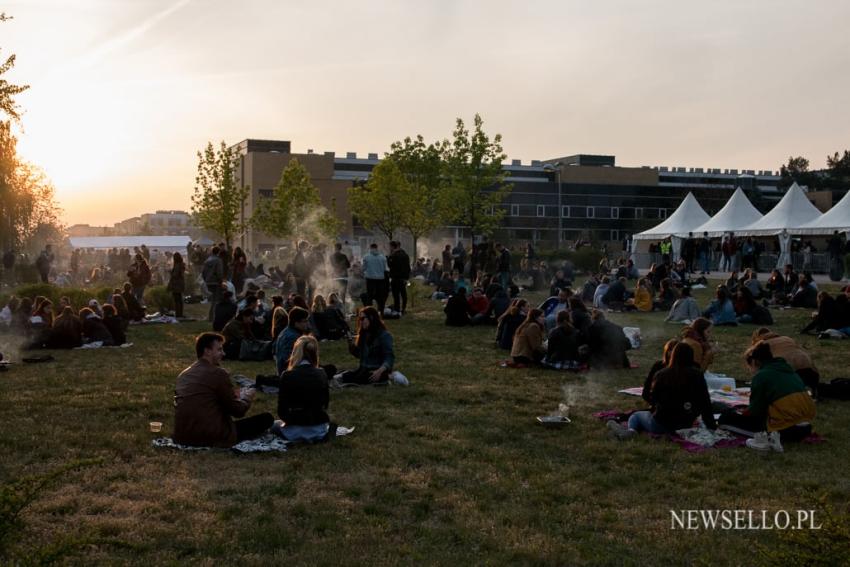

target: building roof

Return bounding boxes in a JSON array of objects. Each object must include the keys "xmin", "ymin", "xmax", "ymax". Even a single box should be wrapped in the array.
[
  {"xmin": 690, "ymin": 187, "xmax": 764, "ymax": 237},
  {"xmin": 633, "ymin": 192, "xmax": 711, "ymax": 240},
  {"xmin": 68, "ymin": 236, "xmax": 192, "ymax": 250}
]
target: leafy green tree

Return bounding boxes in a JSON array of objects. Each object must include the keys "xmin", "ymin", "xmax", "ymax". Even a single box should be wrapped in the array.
[
  {"xmin": 0, "ymin": 13, "xmax": 29, "ymax": 123},
  {"xmin": 191, "ymin": 141, "xmax": 248, "ymax": 250},
  {"xmin": 250, "ymin": 157, "xmax": 338, "ymax": 243},
  {"xmin": 779, "ymin": 155, "xmax": 814, "ymax": 190},
  {"xmin": 827, "ymin": 150, "xmax": 850, "ymax": 178},
  {"xmin": 389, "ymin": 135, "xmax": 446, "ymax": 259},
  {"xmin": 348, "ymin": 158, "xmax": 408, "ymax": 241},
  {"xmin": 440, "ymin": 114, "xmax": 511, "ymax": 246}
]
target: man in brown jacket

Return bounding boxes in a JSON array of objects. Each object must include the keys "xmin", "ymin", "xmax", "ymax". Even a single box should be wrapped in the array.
[{"xmin": 173, "ymin": 332, "xmax": 274, "ymax": 447}]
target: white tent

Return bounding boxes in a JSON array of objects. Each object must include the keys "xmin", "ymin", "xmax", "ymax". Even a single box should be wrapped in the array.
[
  {"xmin": 738, "ymin": 183, "xmax": 822, "ymax": 236},
  {"xmin": 690, "ymin": 187, "xmax": 763, "ymax": 237},
  {"xmin": 796, "ymin": 189, "xmax": 850, "ymax": 235},
  {"xmin": 68, "ymin": 236, "xmax": 192, "ymax": 251},
  {"xmin": 632, "ymin": 192, "xmax": 710, "ymax": 260}
]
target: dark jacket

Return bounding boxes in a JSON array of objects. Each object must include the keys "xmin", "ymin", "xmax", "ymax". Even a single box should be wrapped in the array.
[
  {"xmin": 587, "ymin": 318, "xmax": 631, "ymax": 369},
  {"xmin": 602, "ymin": 280, "xmax": 627, "ymax": 305},
  {"xmin": 168, "ymin": 263, "xmax": 186, "ymax": 294},
  {"xmin": 496, "ymin": 313, "xmax": 523, "ymax": 350},
  {"xmin": 546, "ymin": 325, "xmax": 581, "ymax": 363},
  {"xmin": 122, "ymin": 291, "xmax": 146, "ymax": 321},
  {"xmin": 174, "ymin": 359, "xmax": 249, "ymax": 447},
  {"xmin": 444, "ymin": 294, "xmax": 472, "ymax": 326},
  {"xmin": 104, "ymin": 314, "xmax": 126, "ymax": 345},
  {"xmin": 277, "ymin": 364, "xmax": 330, "ymax": 426},
  {"xmin": 388, "ymin": 249, "xmax": 411, "ymax": 280},
  {"xmin": 650, "ymin": 366, "xmax": 717, "ymax": 431},
  {"xmin": 82, "ymin": 315, "xmax": 114, "ymax": 345},
  {"xmin": 202, "ymin": 254, "xmax": 225, "ymax": 286},
  {"xmin": 213, "ymin": 300, "xmax": 237, "ymax": 332},
  {"xmin": 349, "ymin": 330, "xmax": 395, "ymax": 370}
]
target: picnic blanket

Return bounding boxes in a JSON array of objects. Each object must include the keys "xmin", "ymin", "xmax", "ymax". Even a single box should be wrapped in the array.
[
  {"xmin": 594, "ymin": 410, "xmax": 746, "ymax": 452},
  {"xmin": 74, "ymin": 342, "xmax": 134, "ymax": 350},
  {"xmin": 618, "ymin": 386, "xmax": 751, "ymax": 408},
  {"xmin": 152, "ymin": 426, "xmax": 355, "ymax": 454}
]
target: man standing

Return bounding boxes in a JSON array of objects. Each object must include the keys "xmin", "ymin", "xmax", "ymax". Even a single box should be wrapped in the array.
[
  {"xmin": 452, "ymin": 241, "xmax": 467, "ymax": 273},
  {"xmin": 387, "ymin": 241, "xmax": 411, "ymax": 315},
  {"xmin": 173, "ymin": 332, "xmax": 274, "ymax": 447},
  {"xmin": 2, "ymin": 248, "xmax": 14, "ymax": 285},
  {"xmin": 441, "ymin": 244, "xmax": 452, "ymax": 275},
  {"xmin": 495, "ymin": 242, "xmax": 511, "ymax": 290},
  {"xmin": 362, "ymin": 243, "xmax": 389, "ymax": 313},
  {"xmin": 698, "ymin": 232, "xmax": 711, "ymax": 275},
  {"xmin": 330, "ymin": 242, "xmax": 351, "ymax": 303},
  {"xmin": 202, "ymin": 246, "xmax": 225, "ymax": 322},
  {"xmin": 35, "ymin": 244, "xmax": 54, "ymax": 284}
]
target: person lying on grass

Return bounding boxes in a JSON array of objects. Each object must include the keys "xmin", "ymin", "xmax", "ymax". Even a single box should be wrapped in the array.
[
  {"xmin": 719, "ymin": 341, "xmax": 817, "ymax": 453},
  {"xmin": 173, "ymin": 332, "xmax": 274, "ymax": 448},
  {"xmin": 608, "ymin": 342, "xmax": 716, "ymax": 439},
  {"xmin": 510, "ymin": 308, "xmax": 546, "ymax": 366},
  {"xmin": 276, "ymin": 335, "xmax": 333, "ymax": 443},
  {"xmin": 338, "ymin": 306, "xmax": 395, "ymax": 385}
]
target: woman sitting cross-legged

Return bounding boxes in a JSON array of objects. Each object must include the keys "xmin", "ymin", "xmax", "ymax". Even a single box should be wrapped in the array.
[
  {"xmin": 339, "ymin": 306, "xmax": 395, "ymax": 385},
  {"xmin": 703, "ymin": 286, "xmax": 737, "ymax": 326},
  {"xmin": 608, "ymin": 342, "xmax": 716, "ymax": 439},
  {"xmin": 275, "ymin": 335, "xmax": 334, "ymax": 443},
  {"xmin": 510, "ymin": 308, "xmax": 546, "ymax": 366}
]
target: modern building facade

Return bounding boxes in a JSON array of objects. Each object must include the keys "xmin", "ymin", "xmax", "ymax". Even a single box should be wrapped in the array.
[{"xmin": 232, "ymin": 138, "xmax": 790, "ymax": 254}]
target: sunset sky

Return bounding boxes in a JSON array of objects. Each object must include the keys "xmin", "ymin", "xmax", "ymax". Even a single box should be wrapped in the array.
[{"xmin": 4, "ymin": 0, "xmax": 850, "ymax": 226}]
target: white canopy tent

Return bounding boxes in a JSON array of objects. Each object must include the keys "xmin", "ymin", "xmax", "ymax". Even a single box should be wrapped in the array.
[
  {"xmin": 796, "ymin": 189, "xmax": 850, "ymax": 235},
  {"xmin": 68, "ymin": 236, "xmax": 192, "ymax": 251},
  {"xmin": 734, "ymin": 183, "xmax": 823, "ymax": 268},
  {"xmin": 632, "ymin": 192, "xmax": 710, "ymax": 261},
  {"xmin": 690, "ymin": 187, "xmax": 763, "ymax": 237}
]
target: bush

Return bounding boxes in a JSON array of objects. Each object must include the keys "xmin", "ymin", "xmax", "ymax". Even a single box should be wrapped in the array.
[
  {"xmin": 144, "ymin": 285, "xmax": 174, "ymax": 314},
  {"xmin": 0, "ymin": 284, "xmax": 114, "ymax": 310}
]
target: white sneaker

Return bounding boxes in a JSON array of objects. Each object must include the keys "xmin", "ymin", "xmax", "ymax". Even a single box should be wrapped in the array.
[
  {"xmin": 746, "ymin": 431, "xmax": 784, "ymax": 452},
  {"xmin": 390, "ymin": 371, "xmax": 409, "ymax": 386}
]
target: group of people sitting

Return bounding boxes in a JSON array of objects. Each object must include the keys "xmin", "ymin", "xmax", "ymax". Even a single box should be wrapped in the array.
[
  {"xmin": 0, "ymin": 287, "xmax": 140, "ymax": 349},
  {"xmin": 173, "ymin": 304, "xmax": 401, "ymax": 448},
  {"xmin": 608, "ymin": 320, "xmax": 818, "ymax": 453}
]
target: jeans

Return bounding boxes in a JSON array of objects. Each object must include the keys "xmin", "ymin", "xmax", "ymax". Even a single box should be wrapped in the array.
[
  {"xmin": 700, "ymin": 253, "xmax": 710, "ymax": 274},
  {"xmin": 721, "ymin": 254, "xmax": 731, "ymax": 271},
  {"xmin": 627, "ymin": 411, "xmax": 670, "ymax": 434},
  {"xmin": 278, "ymin": 423, "xmax": 329, "ymax": 443},
  {"xmin": 133, "ymin": 285, "xmax": 146, "ymax": 304}
]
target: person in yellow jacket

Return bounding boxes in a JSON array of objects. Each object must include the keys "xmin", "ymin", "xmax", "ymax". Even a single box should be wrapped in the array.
[{"xmin": 625, "ymin": 278, "xmax": 653, "ymax": 312}]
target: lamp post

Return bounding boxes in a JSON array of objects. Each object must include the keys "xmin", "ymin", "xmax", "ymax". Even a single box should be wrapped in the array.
[{"xmin": 543, "ymin": 162, "xmax": 564, "ymax": 249}]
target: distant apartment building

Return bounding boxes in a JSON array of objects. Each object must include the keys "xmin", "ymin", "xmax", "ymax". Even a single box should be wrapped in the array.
[
  {"xmin": 66, "ymin": 224, "xmax": 113, "ymax": 237},
  {"xmin": 113, "ymin": 210, "xmax": 193, "ymax": 236},
  {"xmin": 231, "ymin": 138, "xmax": 788, "ymax": 252}
]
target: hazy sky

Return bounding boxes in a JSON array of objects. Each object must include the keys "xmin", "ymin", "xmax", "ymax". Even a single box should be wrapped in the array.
[{"xmin": 4, "ymin": 0, "xmax": 850, "ymax": 225}]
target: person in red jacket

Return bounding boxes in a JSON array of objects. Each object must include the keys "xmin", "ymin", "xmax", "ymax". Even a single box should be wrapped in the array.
[{"xmin": 468, "ymin": 287, "xmax": 491, "ymax": 325}]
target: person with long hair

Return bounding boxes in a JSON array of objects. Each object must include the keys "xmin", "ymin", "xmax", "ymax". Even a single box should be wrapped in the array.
[
  {"xmin": 609, "ymin": 342, "xmax": 716, "ymax": 439},
  {"xmin": 496, "ymin": 298, "xmax": 528, "ymax": 350},
  {"xmin": 122, "ymin": 282, "xmax": 146, "ymax": 321},
  {"xmin": 641, "ymin": 338, "xmax": 679, "ymax": 403},
  {"xmin": 310, "ymin": 293, "xmax": 349, "ymax": 340},
  {"xmin": 665, "ymin": 286, "xmax": 700, "ymax": 323},
  {"xmin": 702, "ymin": 286, "xmax": 737, "ymax": 326},
  {"xmin": 231, "ymin": 246, "xmax": 248, "ymax": 296},
  {"xmin": 340, "ymin": 306, "xmax": 395, "ymax": 384},
  {"xmin": 111, "ymin": 294, "xmax": 131, "ymax": 331},
  {"xmin": 27, "ymin": 299, "xmax": 54, "ymax": 348},
  {"xmin": 47, "ymin": 306, "xmax": 82, "ymax": 349},
  {"xmin": 168, "ymin": 251, "xmax": 187, "ymax": 319},
  {"xmin": 79, "ymin": 307, "xmax": 113, "ymax": 345},
  {"xmin": 102, "ymin": 303, "xmax": 126, "ymax": 345},
  {"xmin": 275, "ymin": 336, "xmax": 333, "ymax": 443},
  {"xmin": 270, "ymin": 306, "xmax": 289, "ymax": 341},
  {"xmin": 510, "ymin": 308, "xmax": 546, "ymax": 366},
  {"xmin": 127, "ymin": 253, "xmax": 152, "ymax": 304},
  {"xmin": 681, "ymin": 317, "xmax": 713, "ymax": 370}
]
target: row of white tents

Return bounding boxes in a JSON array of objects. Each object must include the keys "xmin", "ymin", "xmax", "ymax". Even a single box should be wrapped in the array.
[{"xmin": 632, "ymin": 183, "xmax": 850, "ymax": 267}]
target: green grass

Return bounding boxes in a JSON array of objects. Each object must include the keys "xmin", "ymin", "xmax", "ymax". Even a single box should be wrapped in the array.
[{"xmin": 1, "ymin": 282, "xmax": 849, "ymax": 565}]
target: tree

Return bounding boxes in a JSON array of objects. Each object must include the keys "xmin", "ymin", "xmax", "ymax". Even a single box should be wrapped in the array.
[
  {"xmin": 389, "ymin": 135, "xmax": 447, "ymax": 259},
  {"xmin": 440, "ymin": 114, "xmax": 511, "ymax": 246},
  {"xmin": 191, "ymin": 141, "xmax": 248, "ymax": 250},
  {"xmin": 0, "ymin": 13, "xmax": 29, "ymax": 123},
  {"xmin": 250, "ymin": 157, "xmax": 339, "ymax": 244},
  {"xmin": 827, "ymin": 150, "xmax": 850, "ymax": 177},
  {"xmin": 779, "ymin": 155, "xmax": 814, "ymax": 190},
  {"xmin": 348, "ymin": 158, "xmax": 408, "ymax": 242}
]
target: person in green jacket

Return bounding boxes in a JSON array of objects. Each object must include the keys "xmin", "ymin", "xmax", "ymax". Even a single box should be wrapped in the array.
[{"xmin": 724, "ymin": 342, "xmax": 817, "ymax": 452}]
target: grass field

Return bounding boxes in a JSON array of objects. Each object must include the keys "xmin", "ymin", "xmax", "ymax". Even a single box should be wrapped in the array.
[{"xmin": 1, "ymin": 281, "xmax": 849, "ymax": 565}]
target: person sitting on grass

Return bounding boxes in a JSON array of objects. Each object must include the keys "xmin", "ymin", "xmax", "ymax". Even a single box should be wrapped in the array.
[
  {"xmin": 653, "ymin": 278, "xmax": 677, "ymax": 312},
  {"xmin": 79, "ymin": 307, "xmax": 114, "ymax": 345},
  {"xmin": 26, "ymin": 299, "xmax": 54, "ymax": 349},
  {"xmin": 790, "ymin": 273, "xmax": 818, "ymax": 309},
  {"xmin": 121, "ymin": 282, "xmax": 146, "ymax": 322},
  {"xmin": 111, "ymin": 294, "xmax": 131, "ymax": 332},
  {"xmin": 310, "ymin": 294, "xmax": 349, "ymax": 340},
  {"xmin": 608, "ymin": 342, "xmax": 716, "ymax": 439},
  {"xmin": 487, "ymin": 288, "xmax": 511, "ymax": 323},
  {"xmin": 275, "ymin": 307, "xmax": 311, "ymax": 375},
  {"xmin": 749, "ymin": 327, "xmax": 820, "ymax": 396},
  {"xmin": 702, "ymin": 286, "xmax": 737, "ymax": 326},
  {"xmin": 549, "ymin": 270, "xmax": 572, "ymax": 297},
  {"xmin": 799, "ymin": 292, "xmax": 838, "ymax": 335},
  {"xmin": 173, "ymin": 332, "xmax": 274, "ymax": 447},
  {"xmin": 432, "ymin": 271, "xmax": 455, "ymax": 300},
  {"xmin": 592, "ymin": 276, "xmax": 610, "ymax": 309},
  {"xmin": 444, "ymin": 286, "xmax": 473, "ymax": 327},
  {"xmin": 543, "ymin": 311, "xmax": 583, "ymax": 369},
  {"xmin": 102, "ymin": 304, "xmax": 127, "ymax": 346},
  {"xmin": 339, "ymin": 306, "xmax": 395, "ymax": 385},
  {"xmin": 719, "ymin": 342, "xmax": 817, "ymax": 452},
  {"xmin": 453, "ymin": 270, "xmax": 469, "ymax": 294},
  {"xmin": 735, "ymin": 287, "xmax": 773, "ymax": 325},
  {"xmin": 665, "ymin": 286, "xmax": 700, "ymax": 323},
  {"xmin": 569, "ymin": 297, "xmax": 592, "ymax": 341},
  {"xmin": 46, "ymin": 306, "xmax": 82, "ymax": 349},
  {"xmin": 275, "ymin": 335, "xmax": 333, "ymax": 443},
  {"xmin": 270, "ymin": 306, "xmax": 289, "ymax": 341},
  {"xmin": 623, "ymin": 278, "xmax": 652, "ymax": 312},
  {"xmin": 601, "ymin": 277, "xmax": 629, "ymax": 311},
  {"xmin": 681, "ymin": 317, "xmax": 714, "ymax": 370},
  {"xmin": 586, "ymin": 309, "xmax": 632, "ymax": 369},
  {"xmin": 212, "ymin": 290, "xmax": 238, "ymax": 332},
  {"xmin": 221, "ymin": 308, "xmax": 255, "ymax": 360},
  {"xmin": 510, "ymin": 308, "xmax": 546, "ymax": 366},
  {"xmin": 467, "ymin": 287, "xmax": 491, "ymax": 325},
  {"xmin": 496, "ymin": 298, "xmax": 528, "ymax": 350},
  {"xmin": 540, "ymin": 287, "xmax": 572, "ymax": 330},
  {"xmin": 642, "ymin": 338, "xmax": 679, "ymax": 404},
  {"xmin": 724, "ymin": 271, "xmax": 740, "ymax": 294}
]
